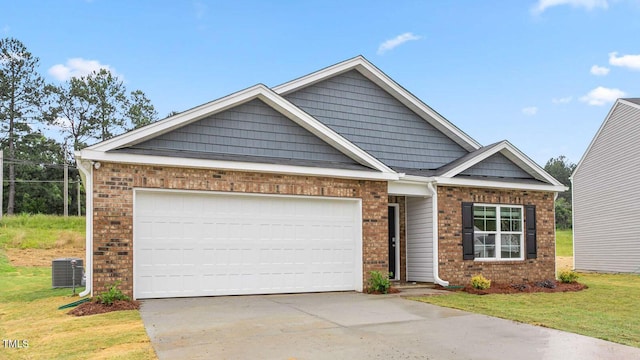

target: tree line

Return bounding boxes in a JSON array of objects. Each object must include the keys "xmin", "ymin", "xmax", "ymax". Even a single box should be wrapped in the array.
[{"xmin": 1, "ymin": 37, "xmax": 158, "ymax": 215}]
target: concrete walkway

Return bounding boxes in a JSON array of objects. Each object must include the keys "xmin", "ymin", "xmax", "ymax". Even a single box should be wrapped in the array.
[{"xmin": 140, "ymin": 292, "xmax": 640, "ymax": 360}]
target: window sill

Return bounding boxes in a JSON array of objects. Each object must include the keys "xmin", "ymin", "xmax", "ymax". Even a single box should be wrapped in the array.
[{"xmin": 473, "ymin": 258, "xmax": 525, "ymax": 263}]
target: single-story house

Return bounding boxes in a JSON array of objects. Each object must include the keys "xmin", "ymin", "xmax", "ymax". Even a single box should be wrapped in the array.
[
  {"xmin": 571, "ymin": 98, "xmax": 640, "ymax": 273},
  {"xmin": 76, "ymin": 56, "xmax": 565, "ymax": 299}
]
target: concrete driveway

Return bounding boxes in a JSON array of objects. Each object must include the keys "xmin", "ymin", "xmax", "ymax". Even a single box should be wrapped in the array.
[{"xmin": 140, "ymin": 292, "xmax": 640, "ymax": 360}]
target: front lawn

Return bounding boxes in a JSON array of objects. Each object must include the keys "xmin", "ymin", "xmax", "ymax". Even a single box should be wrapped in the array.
[
  {"xmin": 556, "ymin": 229, "xmax": 573, "ymax": 257},
  {"xmin": 413, "ymin": 273, "xmax": 640, "ymax": 348},
  {"xmin": 0, "ymin": 215, "xmax": 156, "ymax": 360}
]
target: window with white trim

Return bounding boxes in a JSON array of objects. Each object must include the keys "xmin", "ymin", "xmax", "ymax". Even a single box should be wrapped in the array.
[{"xmin": 473, "ymin": 204, "xmax": 523, "ymax": 260}]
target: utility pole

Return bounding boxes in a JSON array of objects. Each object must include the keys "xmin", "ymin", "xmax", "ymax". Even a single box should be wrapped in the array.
[
  {"xmin": 64, "ymin": 163, "xmax": 69, "ymax": 217},
  {"xmin": 0, "ymin": 150, "xmax": 3, "ymax": 220},
  {"xmin": 77, "ymin": 176, "xmax": 81, "ymax": 216}
]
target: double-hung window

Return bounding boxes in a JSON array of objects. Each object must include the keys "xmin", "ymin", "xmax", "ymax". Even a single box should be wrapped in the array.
[{"xmin": 473, "ymin": 204, "xmax": 523, "ymax": 260}]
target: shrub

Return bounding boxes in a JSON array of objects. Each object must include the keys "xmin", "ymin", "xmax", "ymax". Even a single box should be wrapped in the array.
[
  {"xmin": 95, "ymin": 282, "xmax": 130, "ymax": 305},
  {"xmin": 511, "ymin": 283, "xmax": 529, "ymax": 291},
  {"xmin": 470, "ymin": 274, "xmax": 491, "ymax": 290},
  {"xmin": 536, "ymin": 279, "xmax": 557, "ymax": 289},
  {"xmin": 558, "ymin": 269, "xmax": 579, "ymax": 283},
  {"xmin": 368, "ymin": 270, "xmax": 391, "ymax": 294}
]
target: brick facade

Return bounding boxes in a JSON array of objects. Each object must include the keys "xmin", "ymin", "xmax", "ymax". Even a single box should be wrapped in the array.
[
  {"xmin": 92, "ymin": 162, "xmax": 388, "ymax": 296},
  {"xmin": 437, "ymin": 186, "xmax": 556, "ymax": 285}
]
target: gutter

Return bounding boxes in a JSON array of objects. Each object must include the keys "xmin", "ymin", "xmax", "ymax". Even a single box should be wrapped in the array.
[
  {"xmin": 426, "ymin": 182, "xmax": 449, "ymax": 287},
  {"xmin": 75, "ymin": 155, "xmax": 93, "ymax": 298}
]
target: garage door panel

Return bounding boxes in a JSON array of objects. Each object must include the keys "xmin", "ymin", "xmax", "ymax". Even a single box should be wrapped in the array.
[{"xmin": 134, "ymin": 191, "xmax": 360, "ymax": 299}]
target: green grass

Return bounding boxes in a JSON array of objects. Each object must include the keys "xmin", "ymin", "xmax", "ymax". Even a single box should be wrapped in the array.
[
  {"xmin": 414, "ymin": 273, "xmax": 640, "ymax": 348},
  {"xmin": 0, "ymin": 215, "xmax": 155, "ymax": 359},
  {"xmin": 0, "ymin": 214, "xmax": 85, "ymax": 249},
  {"xmin": 556, "ymin": 229, "xmax": 573, "ymax": 256},
  {"xmin": 0, "ymin": 252, "xmax": 156, "ymax": 360}
]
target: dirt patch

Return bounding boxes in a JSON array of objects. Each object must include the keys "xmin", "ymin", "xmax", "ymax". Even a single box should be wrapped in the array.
[
  {"xmin": 6, "ymin": 248, "xmax": 85, "ymax": 267},
  {"xmin": 68, "ymin": 300, "xmax": 140, "ymax": 316},
  {"xmin": 557, "ymin": 256, "xmax": 573, "ymax": 270},
  {"xmin": 437, "ymin": 280, "xmax": 587, "ymax": 295}
]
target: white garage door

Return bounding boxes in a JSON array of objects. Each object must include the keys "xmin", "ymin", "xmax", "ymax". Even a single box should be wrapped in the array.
[{"xmin": 134, "ymin": 190, "xmax": 362, "ymax": 299}]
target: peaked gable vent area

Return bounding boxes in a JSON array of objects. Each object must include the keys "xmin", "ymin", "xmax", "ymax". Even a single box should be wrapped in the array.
[
  {"xmin": 115, "ymin": 99, "xmax": 370, "ymax": 170},
  {"xmin": 284, "ymin": 70, "xmax": 469, "ymax": 170},
  {"xmin": 460, "ymin": 152, "xmax": 534, "ymax": 179}
]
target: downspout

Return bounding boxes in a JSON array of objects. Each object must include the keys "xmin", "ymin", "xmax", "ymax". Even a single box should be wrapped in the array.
[
  {"xmin": 426, "ymin": 182, "xmax": 449, "ymax": 287},
  {"xmin": 76, "ymin": 157, "xmax": 93, "ymax": 298}
]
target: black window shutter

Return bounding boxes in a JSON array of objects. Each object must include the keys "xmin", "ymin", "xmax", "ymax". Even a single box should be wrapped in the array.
[
  {"xmin": 462, "ymin": 202, "xmax": 474, "ymax": 260},
  {"xmin": 525, "ymin": 205, "xmax": 537, "ymax": 259}
]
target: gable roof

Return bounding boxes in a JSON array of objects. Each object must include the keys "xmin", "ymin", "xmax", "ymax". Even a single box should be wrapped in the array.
[
  {"xmin": 623, "ymin": 98, "xmax": 640, "ymax": 106},
  {"xmin": 572, "ymin": 98, "xmax": 640, "ymax": 179},
  {"xmin": 273, "ymin": 56, "xmax": 481, "ymax": 152},
  {"xmin": 79, "ymin": 83, "xmax": 397, "ymax": 179},
  {"xmin": 434, "ymin": 140, "xmax": 565, "ymax": 188}
]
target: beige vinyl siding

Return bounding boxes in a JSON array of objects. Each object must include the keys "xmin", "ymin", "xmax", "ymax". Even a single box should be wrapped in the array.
[
  {"xmin": 573, "ymin": 102, "xmax": 640, "ymax": 273},
  {"xmin": 406, "ymin": 197, "xmax": 434, "ymax": 281}
]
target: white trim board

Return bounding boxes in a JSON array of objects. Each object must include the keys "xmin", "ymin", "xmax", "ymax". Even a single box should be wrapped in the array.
[{"xmin": 79, "ymin": 150, "xmax": 399, "ymax": 181}]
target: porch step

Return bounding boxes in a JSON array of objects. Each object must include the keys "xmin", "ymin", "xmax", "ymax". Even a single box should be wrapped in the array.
[{"xmin": 391, "ymin": 282, "xmax": 435, "ymax": 290}]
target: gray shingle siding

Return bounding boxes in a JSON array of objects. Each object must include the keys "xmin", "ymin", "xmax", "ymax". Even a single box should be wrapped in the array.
[
  {"xmin": 573, "ymin": 101, "xmax": 640, "ymax": 273},
  {"xmin": 284, "ymin": 70, "xmax": 468, "ymax": 170},
  {"xmin": 117, "ymin": 99, "xmax": 364, "ymax": 168},
  {"xmin": 460, "ymin": 153, "xmax": 533, "ymax": 179}
]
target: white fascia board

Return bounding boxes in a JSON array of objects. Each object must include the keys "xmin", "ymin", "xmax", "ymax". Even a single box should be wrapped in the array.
[
  {"xmin": 78, "ymin": 150, "xmax": 399, "ymax": 181},
  {"xmin": 388, "ymin": 180, "xmax": 430, "ymax": 196},
  {"xmin": 87, "ymin": 85, "xmax": 270, "ymax": 152},
  {"xmin": 273, "ymin": 56, "xmax": 481, "ymax": 152},
  {"xmin": 572, "ymin": 100, "xmax": 633, "ymax": 179},
  {"xmin": 434, "ymin": 176, "xmax": 567, "ymax": 192},
  {"xmin": 441, "ymin": 141, "xmax": 564, "ymax": 187}
]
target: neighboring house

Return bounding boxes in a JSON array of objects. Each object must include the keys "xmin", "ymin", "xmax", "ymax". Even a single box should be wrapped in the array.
[
  {"xmin": 76, "ymin": 56, "xmax": 565, "ymax": 299},
  {"xmin": 572, "ymin": 98, "xmax": 640, "ymax": 273}
]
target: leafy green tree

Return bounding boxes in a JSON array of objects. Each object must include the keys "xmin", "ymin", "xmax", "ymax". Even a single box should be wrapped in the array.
[
  {"xmin": 85, "ymin": 69, "xmax": 128, "ymax": 141},
  {"xmin": 544, "ymin": 155, "xmax": 576, "ymax": 228},
  {"xmin": 544, "ymin": 155, "xmax": 576, "ymax": 203},
  {"xmin": 555, "ymin": 197, "xmax": 572, "ymax": 230},
  {"xmin": 1, "ymin": 132, "xmax": 83, "ymax": 215},
  {"xmin": 45, "ymin": 77, "xmax": 95, "ymax": 152},
  {"xmin": 128, "ymin": 89, "xmax": 157, "ymax": 129},
  {"xmin": 47, "ymin": 69, "xmax": 158, "ymax": 153},
  {"xmin": 0, "ymin": 38, "xmax": 46, "ymax": 215}
]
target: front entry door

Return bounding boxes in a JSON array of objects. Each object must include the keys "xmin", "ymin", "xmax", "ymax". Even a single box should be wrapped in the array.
[{"xmin": 388, "ymin": 205, "xmax": 397, "ymax": 278}]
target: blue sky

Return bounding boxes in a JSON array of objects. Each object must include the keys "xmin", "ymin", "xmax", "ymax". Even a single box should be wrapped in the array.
[{"xmin": 3, "ymin": 0, "xmax": 640, "ymax": 165}]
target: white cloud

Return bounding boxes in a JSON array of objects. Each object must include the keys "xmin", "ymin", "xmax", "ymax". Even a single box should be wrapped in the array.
[
  {"xmin": 2, "ymin": 25, "xmax": 9, "ymax": 34},
  {"xmin": 552, "ymin": 96, "xmax": 573, "ymax": 104},
  {"xmin": 609, "ymin": 52, "xmax": 640, "ymax": 70},
  {"xmin": 580, "ymin": 86, "xmax": 625, "ymax": 106},
  {"xmin": 194, "ymin": 1, "xmax": 207, "ymax": 19},
  {"xmin": 531, "ymin": 0, "xmax": 608, "ymax": 14},
  {"xmin": 590, "ymin": 65, "xmax": 610, "ymax": 76},
  {"xmin": 522, "ymin": 106, "xmax": 539, "ymax": 116},
  {"xmin": 377, "ymin": 32, "xmax": 421, "ymax": 55},
  {"xmin": 48, "ymin": 58, "xmax": 119, "ymax": 81}
]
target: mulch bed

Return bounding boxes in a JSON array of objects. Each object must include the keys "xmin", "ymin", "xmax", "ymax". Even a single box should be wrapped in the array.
[
  {"xmin": 437, "ymin": 280, "xmax": 587, "ymax": 295},
  {"xmin": 68, "ymin": 300, "xmax": 140, "ymax": 316},
  {"xmin": 365, "ymin": 287, "xmax": 401, "ymax": 295}
]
